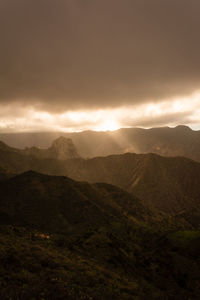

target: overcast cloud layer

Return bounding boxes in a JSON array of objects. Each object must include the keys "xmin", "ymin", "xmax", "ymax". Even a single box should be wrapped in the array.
[{"xmin": 0, "ymin": 0, "xmax": 200, "ymax": 131}]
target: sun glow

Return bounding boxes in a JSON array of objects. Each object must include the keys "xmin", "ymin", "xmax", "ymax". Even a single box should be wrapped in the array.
[
  {"xmin": 94, "ymin": 120, "xmax": 120, "ymax": 132},
  {"xmin": 0, "ymin": 92, "xmax": 199, "ymax": 132}
]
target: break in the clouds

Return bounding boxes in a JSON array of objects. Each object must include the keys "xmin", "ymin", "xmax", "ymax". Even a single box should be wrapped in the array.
[
  {"xmin": 0, "ymin": 0, "xmax": 200, "ymax": 131},
  {"xmin": 0, "ymin": 96, "xmax": 199, "ymax": 132}
]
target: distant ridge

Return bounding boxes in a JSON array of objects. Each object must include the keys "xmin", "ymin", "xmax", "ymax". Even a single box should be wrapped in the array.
[{"xmin": 0, "ymin": 125, "xmax": 199, "ymax": 161}]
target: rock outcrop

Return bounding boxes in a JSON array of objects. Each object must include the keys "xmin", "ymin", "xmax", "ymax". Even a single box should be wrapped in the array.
[{"xmin": 47, "ymin": 136, "xmax": 80, "ymax": 160}]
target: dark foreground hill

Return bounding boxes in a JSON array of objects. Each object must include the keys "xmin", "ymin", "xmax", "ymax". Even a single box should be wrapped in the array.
[
  {"xmin": 0, "ymin": 171, "xmax": 154, "ymax": 232},
  {"xmin": 1, "ymin": 171, "xmax": 200, "ymax": 299},
  {"xmin": 0, "ymin": 125, "xmax": 200, "ymax": 161}
]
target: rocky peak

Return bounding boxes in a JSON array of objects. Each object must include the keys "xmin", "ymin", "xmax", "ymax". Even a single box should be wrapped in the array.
[{"xmin": 48, "ymin": 137, "xmax": 80, "ymax": 160}]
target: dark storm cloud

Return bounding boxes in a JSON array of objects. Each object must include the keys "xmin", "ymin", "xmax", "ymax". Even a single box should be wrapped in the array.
[{"xmin": 0, "ymin": 0, "xmax": 200, "ymax": 111}]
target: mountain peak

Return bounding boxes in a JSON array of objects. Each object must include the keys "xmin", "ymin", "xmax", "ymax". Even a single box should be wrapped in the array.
[
  {"xmin": 175, "ymin": 125, "xmax": 191, "ymax": 131},
  {"xmin": 51, "ymin": 136, "xmax": 73, "ymax": 146},
  {"xmin": 49, "ymin": 137, "xmax": 80, "ymax": 160}
]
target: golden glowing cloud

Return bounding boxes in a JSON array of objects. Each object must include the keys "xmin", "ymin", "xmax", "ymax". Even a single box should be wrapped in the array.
[
  {"xmin": 94, "ymin": 120, "xmax": 120, "ymax": 132},
  {"xmin": 0, "ymin": 92, "xmax": 199, "ymax": 132}
]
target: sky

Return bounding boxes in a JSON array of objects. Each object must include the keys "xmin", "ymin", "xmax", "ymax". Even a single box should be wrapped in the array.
[{"xmin": 0, "ymin": 0, "xmax": 200, "ymax": 132}]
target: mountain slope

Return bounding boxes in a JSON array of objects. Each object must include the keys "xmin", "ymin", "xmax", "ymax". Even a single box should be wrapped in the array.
[{"xmin": 62, "ymin": 153, "xmax": 200, "ymax": 215}]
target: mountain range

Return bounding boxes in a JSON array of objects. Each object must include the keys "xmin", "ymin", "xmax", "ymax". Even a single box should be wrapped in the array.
[
  {"xmin": 0, "ymin": 125, "xmax": 200, "ymax": 161},
  {"xmin": 0, "ymin": 137, "xmax": 200, "ymax": 221}
]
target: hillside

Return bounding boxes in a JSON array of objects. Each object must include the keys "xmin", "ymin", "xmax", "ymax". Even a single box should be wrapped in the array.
[
  {"xmin": 0, "ymin": 171, "xmax": 200, "ymax": 299},
  {"xmin": 61, "ymin": 153, "xmax": 200, "ymax": 216},
  {"xmin": 0, "ymin": 171, "xmax": 155, "ymax": 232}
]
